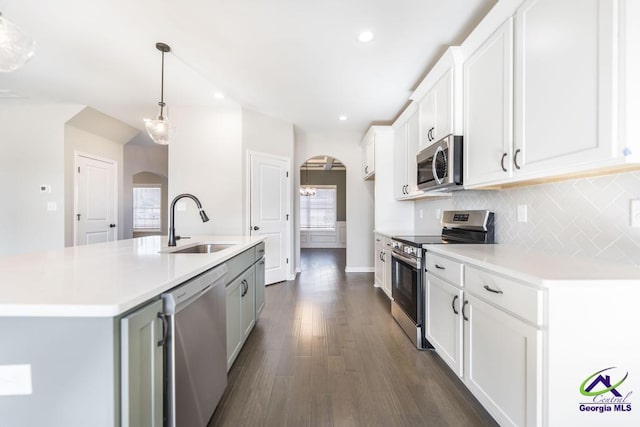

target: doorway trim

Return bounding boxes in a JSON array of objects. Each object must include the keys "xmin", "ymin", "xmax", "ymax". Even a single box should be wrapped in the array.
[
  {"xmin": 73, "ymin": 151, "xmax": 118, "ymax": 246},
  {"xmin": 245, "ymin": 150, "xmax": 294, "ymax": 281}
]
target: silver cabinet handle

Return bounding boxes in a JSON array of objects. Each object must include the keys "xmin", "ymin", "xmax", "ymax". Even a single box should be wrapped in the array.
[
  {"xmin": 435, "ymin": 264, "xmax": 445, "ymax": 270},
  {"xmin": 513, "ymin": 149, "xmax": 521, "ymax": 170},
  {"xmin": 462, "ymin": 300, "xmax": 469, "ymax": 321},
  {"xmin": 483, "ymin": 284, "xmax": 504, "ymax": 294},
  {"xmin": 157, "ymin": 313, "xmax": 168, "ymax": 347},
  {"xmin": 451, "ymin": 295, "xmax": 459, "ymax": 315}
]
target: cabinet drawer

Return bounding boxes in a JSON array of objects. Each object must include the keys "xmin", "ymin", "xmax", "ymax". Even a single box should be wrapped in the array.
[
  {"xmin": 466, "ymin": 266, "xmax": 542, "ymax": 325},
  {"xmin": 426, "ymin": 252, "xmax": 464, "ymax": 286},
  {"xmin": 255, "ymin": 242, "xmax": 265, "ymax": 260}
]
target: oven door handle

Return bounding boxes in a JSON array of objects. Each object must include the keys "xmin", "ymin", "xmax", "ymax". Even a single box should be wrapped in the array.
[{"xmin": 392, "ymin": 251, "xmax": 420, "ymax": 269}]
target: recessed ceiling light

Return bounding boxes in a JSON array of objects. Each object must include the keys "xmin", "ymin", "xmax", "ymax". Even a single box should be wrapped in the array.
[
  {"xmin": 358, "ymin": 31, "xmax": 374, "ymax": 43},
  {"xmin": 214, "ymin": 92, "xmax": 225, "ymax": 99},
  {"xmin": 339, "ymin": 116, "xmax": 348, "ymax": 121}
]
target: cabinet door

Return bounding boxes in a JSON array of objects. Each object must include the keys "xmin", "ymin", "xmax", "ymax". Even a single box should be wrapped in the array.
[
  {"xmin": 405, "ymin": 111, "xmax": 420, "ymax": 195},
  {"xmin": 255, "ymin": 257, "xmax": 266, "ymax": 317},
  {"xmin": 121, "ymin": 299, "xmax": 164, "ymax": 427},
  {"xmin": 363, "ymin": 136, "xmax": 375, "ymax": 179},
  {"xmin": 241, "ymin": 268, "xmax": 256, "ymax": 340},
  {"xmin": 419, "ymin": 89, "xmax": 436, "ymax": 151},
  {"xmin": 226, "ymin": 277, "xmax": 243, "ymax": 370},
  {"xmin": 514, "ymin": 0, "xmax": 616, "ymax": 175},
  {"xmin": 425, "ymin": 274, "xmax": 463, "ymax": 376},
  {"xmin": 393, "ymin": 122, "xmax": 408, "ymax": 199},
  {"xmin": 433, "ymin": 68, "xmax": 454, "ymax": 142},
  {"xmin": 463, "ymin": 294, "xmax": 541, "ymax": 427},
  {"xmin": 464, "ymin": 18, "xmax": 514, "ymax": 187},
  {"xmin": 383, "ymin": 241, "xmax": 393, "ymax": 298},
  {"xmin": 374, "ymin": 237, "xmax": 384, "ymax": 287}
]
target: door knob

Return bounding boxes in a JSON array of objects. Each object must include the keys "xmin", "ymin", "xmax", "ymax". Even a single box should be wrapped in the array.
[
  {"xmin": 109, "ymin": 224, "xmax": 116, "ymax": 228},
  {"xmin": 253, "ymin": 226, "xmax": 260, "ymax": 231}
]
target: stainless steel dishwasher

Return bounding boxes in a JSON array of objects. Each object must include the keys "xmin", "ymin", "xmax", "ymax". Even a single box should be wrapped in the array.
[{"xmin": 161, "ymin": 263, "xmax": 228, "ymax": 427}]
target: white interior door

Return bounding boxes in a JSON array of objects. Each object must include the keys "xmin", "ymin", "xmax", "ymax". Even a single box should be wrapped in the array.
[
  {"xmin": 75, "ymin": 154, "xmax": 117, "ymax": 245},
  {"xmin": 250, "ymin": 153, "xmax": 290, "ymax": 285}
]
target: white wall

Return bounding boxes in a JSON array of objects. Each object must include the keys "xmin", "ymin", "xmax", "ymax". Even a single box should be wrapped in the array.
[
  {"xmin": 123, "ymin": 137, "xmax": 168, "ymax": 238},
  {"xmin": 0, "ymin": 103, "xmax": 84, "ymax": 256},
  {"xmin": 168, "ymin": 106, "xmax": 244, "ymax": 235},
  {"xmin": 414, "ymin": 171, "xmax": 640, "ymax": 265},
  {"xmin": 64, "ymin": 125, "xmax": 126, "ymax": 245},
  {"xmin": 294, "ymin": 130, "xmax": 375, "ymax": 272}
]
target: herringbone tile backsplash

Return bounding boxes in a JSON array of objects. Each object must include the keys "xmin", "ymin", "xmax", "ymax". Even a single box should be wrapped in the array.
[{"xmin": 414, "ymin": 171, "xmax": 640, "ymax": 265}]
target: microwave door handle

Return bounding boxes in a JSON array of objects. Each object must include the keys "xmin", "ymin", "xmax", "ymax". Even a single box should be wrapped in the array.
[{"xmin": 432, "ymin": 146, "xmax": 444, "ymax": 185}]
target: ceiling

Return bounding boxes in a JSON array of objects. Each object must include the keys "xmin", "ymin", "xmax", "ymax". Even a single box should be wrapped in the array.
[
  {"xmin": 1, "ymin": 0, "xmax": 495, "ymax": 134},
  {"xmin": 302, "ymin": 156, "xmax": 346, "ymax": 171}
]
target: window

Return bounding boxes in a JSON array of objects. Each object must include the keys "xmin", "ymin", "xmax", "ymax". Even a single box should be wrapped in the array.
[
  {"xmin": 300, "ymin": 186, "xmax": 337, "ymax": 230},
  {"xmin": 133, "ymin": 186, "xmax": 162, "ymax": 230}
]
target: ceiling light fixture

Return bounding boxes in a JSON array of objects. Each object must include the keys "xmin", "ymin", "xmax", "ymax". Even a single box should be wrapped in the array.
[
  {"xmin": 300, "ymin": 161, "xmax": 317, "ymax": 197},
  {"xmin": 0, "ymin": 12, "xmax": 36, "ymax": 72},
  {"xmin": 358, "ymin": 31, "xmax": 374, "ymax": 43},
  {"xmin": 144, "ymin": 42, "xmax": 172, "ymax": 145},
  {"xmin": 214, "ymin": 92, "xmax": 225, "ymax": 99},
  {"xmin": 339, "ymin": 115, "xmax": 347, "ymax": 121}
]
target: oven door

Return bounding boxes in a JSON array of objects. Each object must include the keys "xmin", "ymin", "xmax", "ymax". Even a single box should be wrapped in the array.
[{"xmin": 391, "ymin": 250, "xmax": 420, "ymax": 325}]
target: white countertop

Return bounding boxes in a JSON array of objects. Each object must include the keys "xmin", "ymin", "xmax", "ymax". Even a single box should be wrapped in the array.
[
  {"xmin": 424, "ymin": 244, "xmax": 640, "ymax": 286},
  {"xmin": 0, "ymin": 235, "xmax": 265, "ymax": 318},
  {"xmin": 374, "ymin": 230, "xmax": 414, "ymax": 239}
]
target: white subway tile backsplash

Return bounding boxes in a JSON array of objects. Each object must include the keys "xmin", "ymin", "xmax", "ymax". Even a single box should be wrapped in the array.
[{"xmin": 414, "ymin": 171, "xmax": 640, "ymax": 265}]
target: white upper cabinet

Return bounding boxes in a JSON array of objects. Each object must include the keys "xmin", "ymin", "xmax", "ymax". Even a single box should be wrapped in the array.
[
  {"xmin": 362, "ymin": 128, "xmax": 376, "ymax": 180},
  {"xmin": 393, "ymin": 105, "xmax": 421, "ymax": 199},
  {"xmin": 464, "ymin": 18, "xmax": 514, "ymax": 187},
  {"xmin": 463, "ymin": 0, "xmax": 639, "ymax": 188},
  {"xmin": 513, "ymin": 0, "xmax": 617, "ymax": 176},
  {"xmin": 413, "ymin": 47, "xmax": 463, "ymax": 152}
]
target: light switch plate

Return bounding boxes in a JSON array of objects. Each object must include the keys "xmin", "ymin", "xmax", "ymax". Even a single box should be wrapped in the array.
[
  {"xmin": 419, "ymin": 209, "xmax": 423, "ymax": 219},
  {"xmin": 517, "ymin": 204, "xmax": 528, "ymax": 223},
  {"xmin": 0, "ymin": 365, "xmax": 32, "ymax": 396},
  {"xmin": 176, "ymin": 202, "xmax": 186, "ymax": 212},
  {"xmin": 47, "ymin": 202, "xmax": 57, "ymax": 211},
  {"xmin": 631, "ymin": 199, "xmax": 640, "ymax": 228},
  {"xmin": 435, "ymin": 209, "xmax": 441, "ymax": 220}
]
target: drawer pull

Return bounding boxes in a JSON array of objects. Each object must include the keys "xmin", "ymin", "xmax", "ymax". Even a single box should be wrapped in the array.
[
  {"xmin": 483, "ymin": 284, "xmax": 504, "ymax": 294},
  {"xmin": 462, "ymin": 300, "xmax": 469, "ymax": 321},
  {"xmin": 435, "ymin": 264, "xmax": 446, "ymax": 270},
  {"xmin": 451, "ymin": 295, "xmax": 459, "ymax": 315}
]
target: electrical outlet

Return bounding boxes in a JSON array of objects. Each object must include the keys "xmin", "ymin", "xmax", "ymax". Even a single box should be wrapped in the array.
[
  {"xmin": 419, "ymin": 209, "xmax": 424, "ymax": 219},
  {"xmin": 176, "ymin": 202, "xmax": 186, "ymax": 212},
  {"xmin": 435, "ymin": 209, "xmax": 441, "ymax": 220},
  {"xmin": 517, "ymin": 204, "xmax": 528, "ymax": 223},
  {"xmin": 631, "ymin": 199, "xmax": 640, "ymax": 228},
  {"xmin": 47, "ymin": 202, "xmax": 57, "ymax": 212},
  {"xmin": 0, "ymin": 365, "xmax": 32, "ymax": 396}
]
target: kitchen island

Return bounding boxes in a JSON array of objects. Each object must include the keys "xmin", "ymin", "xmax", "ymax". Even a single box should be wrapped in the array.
[
  {"xmin": 0, "ymin": 235, "xmax": 266, "ymax": 427},
  {"xmin": 423, "ymin": 244, "xmax": 640, "ymax": 427}
]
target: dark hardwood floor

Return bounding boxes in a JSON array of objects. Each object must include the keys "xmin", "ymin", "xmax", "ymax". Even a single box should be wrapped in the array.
[{"xmin": 209, "ymin": 248, "xmax": 497, "ymax": 427}]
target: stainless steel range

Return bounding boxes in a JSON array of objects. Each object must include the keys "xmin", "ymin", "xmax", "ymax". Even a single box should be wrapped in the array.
[{"xmin": 391, "ymin": 210, "xmax": 495, "ymax": 349}]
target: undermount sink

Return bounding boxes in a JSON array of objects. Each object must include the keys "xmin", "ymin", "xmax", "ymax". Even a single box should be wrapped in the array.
[{"xmin": 168, "ymin": 243, "xmax": 235, "ymax": 254}]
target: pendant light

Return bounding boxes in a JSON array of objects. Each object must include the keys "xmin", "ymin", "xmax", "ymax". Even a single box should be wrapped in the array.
[
  {"xmin": 300, "ymin": 161, "xmax": 317, "ymax": 197},
  {"xmin": 0, "ymin": 12, "xmax": 36, "ymax": 72},
  {"xmin": 144, "ymin": 42, "xmax": 172, "ymax": 145}
]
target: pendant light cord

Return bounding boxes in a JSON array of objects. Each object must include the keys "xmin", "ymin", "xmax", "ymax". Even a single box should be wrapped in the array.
[{"xmin": 159, "ymin": 49, "xmax": 165, "ymax": 119}]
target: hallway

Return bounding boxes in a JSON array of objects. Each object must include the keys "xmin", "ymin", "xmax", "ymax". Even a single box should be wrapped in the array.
[{"xmin": 209, "ymin": 249, "xmax": 496, "ymax": 426}]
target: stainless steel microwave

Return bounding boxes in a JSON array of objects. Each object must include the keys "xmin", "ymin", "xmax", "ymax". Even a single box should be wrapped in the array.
[{"xmin": 416, "ymin": 134, "xmax": 463, "ymax": 191}]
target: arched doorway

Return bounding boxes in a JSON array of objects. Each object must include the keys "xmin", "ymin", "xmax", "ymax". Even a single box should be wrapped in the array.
[{"xmin": 299, "ymin": 155, "xmax": 347, "ymax": 271}]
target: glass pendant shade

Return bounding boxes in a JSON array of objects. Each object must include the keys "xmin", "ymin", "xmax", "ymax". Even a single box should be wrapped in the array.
[
  {"xmin": 0, "ymin": 14, "xmax": 36, "ymax": 72},
  {"xmin": 145, "ymin": 42, "xmax": 172, "ymax": 145},
  {"xmin": 144, "ymin": 116, "xmax": 171, "ymax": 145}
]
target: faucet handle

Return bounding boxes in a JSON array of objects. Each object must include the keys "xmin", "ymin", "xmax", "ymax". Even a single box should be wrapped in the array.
[{"xmin": 175, "ymin": 236, "xmax": 191, "ymax": 241}]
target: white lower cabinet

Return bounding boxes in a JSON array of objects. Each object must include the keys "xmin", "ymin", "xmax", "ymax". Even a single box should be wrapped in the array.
[
  {"xmin": 374, "ymin": 234, "xmax": 392, "ymax": 299},
  {"xmin": 426, "ymin": 253, "xmax": 541, "ymax": 426},
  {"xmin": 463, "ymin": 294, "xmax": 541, "ymax": 427},
  {"xmin": 425, "ymin": 273, "xmax": 463, "ymax": 376}
]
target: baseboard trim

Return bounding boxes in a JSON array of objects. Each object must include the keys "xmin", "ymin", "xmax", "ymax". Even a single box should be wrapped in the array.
[{"xmin": 345, "ymin": 267, "xmax": 375, "ymax": 273}]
